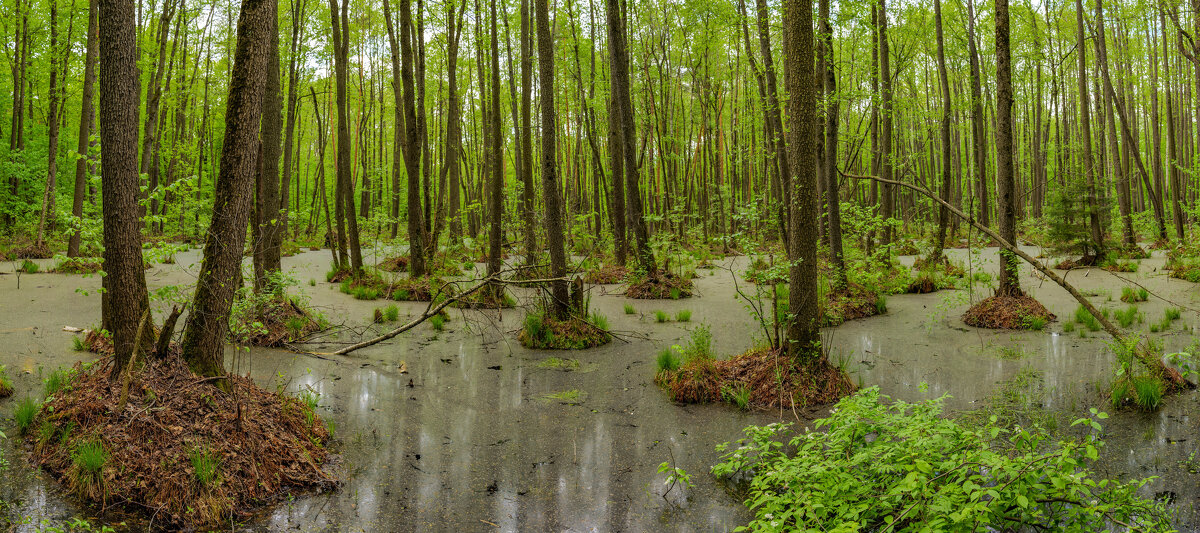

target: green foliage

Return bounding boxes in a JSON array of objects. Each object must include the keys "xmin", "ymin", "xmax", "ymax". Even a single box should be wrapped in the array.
[
  {"xmin": 624, "ymin": 303, "xmax": 636, "ymax": 315},
  {"xmin": 18, "ymin": 259, "xmax": 39, "ymax": 273},
  {"xmin": 188, "ymin": 445, "xmax": 221, "ymax": 488},
  {"xmin": 1072, "ymin": 306, "xmax": 1102, "ymax": 332},
  {"xmin": 721, "ymin": 383, "xmax": 751, "ymax": 410},
  {"xmin": 1020, "ymin": 314, "xmax": 1046, "ymax": 331},
  {"xmin": 1120, "ymin": 286, "xmax": 1148, "ymax": 303},
  {"xmin": 656, "ymin": 348, "xmax": 681, "ymax": 372},
  {"xmin": 680, "ymin": 324, "xmax": 714, "ymax": 363},
  {"xmin": 1061, "ymin": 321, "xmax": 1075, "ymax": 333},
  {"xmin": 1045, "ymin": 179, "xmax": 1111, "ymax": 260},
  {"xmin": 14, "ymin": 397, "xmax": 40, "ymax": 435},
  {"xmin": 1114, "ymin": 305, "xmax": 1143, "ymax": 328},
  {"xmin": 1165, "ymin": 307, "xmax": 1182, "ymax": 321},
  {"xmin": 71, "ymin": 336, "xmax": 86, "ymax": 352},
  {"xmin": 712, "ymin": 388, "xmax": 1171, "ymax": 532},
  {"xmin": 44, "ymin": 367, "xmax": 74, "ymax": 398},
  {"xmin": 383, "ymin": 305, "xmax": 400, "ymax": 322},
  {"xmin": 72, "ymin": 439, "xmax": 107, "ymax": 478},
  {"xmin": 589, "ymin": 312, "xmax": 609, "ymax": 331},
  {"xmin": 654, "ymin": 310, "xmax": 669, "ymax": 323},
  {"xmin": 675, "ymin": 309, "xmax": 692, "ymax": 322},
  {"xmin": 1132, "ymin": 376, "xmax": 1164, "ymax": 411},
  {"xmin": 537, "ymin": 357, "xmax": 580, "ymax": 371},
  {"xmin": 430, "ymin": 314, "xmax": 446, "ymax": 331}
]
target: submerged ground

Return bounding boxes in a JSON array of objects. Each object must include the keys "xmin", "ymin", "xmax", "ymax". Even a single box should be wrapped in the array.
[{"xmin": 1, "ymin": 244, "xmax": 1199, "ymax": 531}]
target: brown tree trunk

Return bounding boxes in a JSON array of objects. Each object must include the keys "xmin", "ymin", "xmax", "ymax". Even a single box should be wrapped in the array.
[
  {"xmin": 37, "ymin": 0, "xmax": 60, "ymax": 247},
  {"xmin": 98, "ymin": 0, "xmax": 154, "ymax": 374},
  {"xmin": 929, "ymin": 0, "xmax": 952, "ymax": 263},
  {"xmin": 253, "ymin": 7, "xmax": 283, "ymax": 291},
  {"xmin": 180, "ymin": 0, "xmax": 274, "ymax": 378},
  {"xmin": 330, "ymin": 0, "xmax": 362, "ymax": 272},
  {"xmin": 995, "ymin": 0, "xmax": 1021, "ymax": 297},
  {"xmin": 819, "ymin": 0, "xmax": 847, "ymax": 291},
  {"xmin": 782, "ymin": 0, "xmax": 819, "ymax": 360},
  {"xmin": 68, "ymin": 0, "xmax": 98, "ymax": 258},
  {"xmin": 536, "ymin": 0, "xmax": 569, "ymax": 318},
  {"xmin": 278, "ymin": 0, "xmax": 306, "ymax": 242},
  {"xmin": 520, "ymin": 0, "xmax": 537, "ymax": 264},
  {"xmin": 966, "ymin": 0, "xmax": 988, "ymax": 228},
  {"xmin": 486, "ymin": 0, "xmax": 504, "ymax": 285},
  {"xmin": 1076, "ymin": 0, "xmax": 1104, "ymax": 260},
  {"xmin": 878, "ymin": 0, "xmax": 894, "ymax": 249}
]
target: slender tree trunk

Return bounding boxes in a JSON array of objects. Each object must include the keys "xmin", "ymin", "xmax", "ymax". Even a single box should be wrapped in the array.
[
  {"xmin": 819, "ymin": 0, "xmax": 846, "ymax": 290},
  {"xmin": 330, "ymin": 0, "xmax": 362, "ymax": 272},
  {"xmin": 1076, "ymin": 0, "xmax": 1104, "ymax": 259},
  {"xmin": 995, "ymin": 0, "xmax": 1021, "ymax": 296},
  {"xmin": 37, "ymin": 0, "xmax": 61, "ymax": 247},
  {"xmin": 180, "ymin": 0, "xmax": 274, "ymax": 378},
  {"xmin": 520, "ymin": 0, "xmax": 536, "ymax": 264},
  {"xmin": 878, "ymin": 0, "xmax": 895, "ymax": 249},
  {"xmin": 279, "ymin": 0, "xmax": 306, "ymax": 242},
  {"xmin": 68, "ymin": 0, "xmax": 98, "ymax": 258},
  {"xmin": 486, "ymin": 0, "xmax": 504, "ymax": 285},
  {"xmin": 536, "ymin": 0, "xmax": 569, "ymax": 317},
  {"xmin": 929, "ymin": 0, "xmax": 952, "ymax": 263},
  {"xmin": 967, "ymin": 0, "xmax": 988, "ymax": 228}
]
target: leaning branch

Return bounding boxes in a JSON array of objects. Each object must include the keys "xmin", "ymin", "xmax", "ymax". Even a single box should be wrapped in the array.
[{"xmin": 841, "ymin": 169, "xmax": 1189, "ymax": 389}]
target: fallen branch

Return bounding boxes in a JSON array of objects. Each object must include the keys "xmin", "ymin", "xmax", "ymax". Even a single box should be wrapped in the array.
[{"xmin": 841, "ymin": 169, "xmax": 1190, "ymax": 390}]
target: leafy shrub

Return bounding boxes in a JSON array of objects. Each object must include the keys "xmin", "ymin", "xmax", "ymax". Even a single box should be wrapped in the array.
[
  {"xmin": 18, "ymin": 259, "xmax": 39, "ymax": 273},
  {"xmin": 712, "ymin": 388, "xmax": 1171, "ymax": 531},
  {"xmin": 681, "ymin": 324, "xmax": 714, "ymax": 363}
]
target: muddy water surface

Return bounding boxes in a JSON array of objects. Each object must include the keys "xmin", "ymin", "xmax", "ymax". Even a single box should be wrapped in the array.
[{"xmin": 1, "ymin": 244, "xmax": 1200, "ymax": 530}]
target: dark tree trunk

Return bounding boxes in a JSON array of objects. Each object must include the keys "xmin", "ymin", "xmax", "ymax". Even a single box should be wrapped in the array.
[
  {"xmin": 253, "ymin": 7, "xmax": 284, "ymax": 291},
  {"xmin": 929, "ymin": 0, "xmax": 952, "ymax": 263},
  {"xmin": 781, "ymin": 0, "xmax": 819, "ymax": 359},
  {"xmin": 995, "ymin": 0, "xmax": 1021, "ymax": 296},
  {"xmin": 68, "ymin": 0, "xmax": 98, "ymax": 258},
  {"xmin": 180, "ymin": 0, "xmax": 274, "ymax": 378},
  {"xmin": 535, "ymin": 0, "xmax": 569, "ymax": 318},
  {"xmin": 819, "ymin": 0, "xmax": 847, "ymax": 290},
  {"xmin": 966, "ymin": 0, "xmax": 988, "ymax": 228},
  {"xmin": 37, "ymin": 0, "xmax": 61, "ymax": 246},
  {"xmin": 330, "ymin": 0, "xmax": 362, "ymax": 272},
  {"xmin": 486, "ymin": 0, "xmax": 504, "ymax": 284},
  {"xmin": 1076, "ymin": 0, "xmax": 1105, "ymax": 259},
  {"xmin": 98, "ymin": 0, "xmax": 154, "ymax": 373},
  {"xmin": 520, "ymin": 0, "xmax": 536, "ymax": 264}
]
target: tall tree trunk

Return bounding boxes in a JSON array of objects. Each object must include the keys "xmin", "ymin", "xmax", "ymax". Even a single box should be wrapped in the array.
[
  {"xmin": 878, "ymin": 0, "xmax": 894, "ymax": 249},
  {"xmin": 929, "ymin": 0, "xmax": 952, "ymax": 263},
  {"xmin": 180, "ymin": 0, "xmax": 274, "ymax": 378},
  {"xmin": 253, "ymin": 7, "xmax": 283, "ymax": 291},
  {"xmin": 68, "ymin": 0, "xmax": 98, "ymax": 258},
  {"xmin": 520, "ymin": 0, "xmax": 536, "ymax": 264},
  {"xmin": 330, "ymin": 0, "xmax": 362, "ymax": 272},
  {"xmin": 966, "ymin": 0, "xmax": 988, "ymax": 228},
  {"xmin": 37, "ymin": 0, "xmax": 61, "ymax": 247},
  {"xmin": 98, "ymin": 0, "xmax": 154, "ymax": 374},
  {"xmin": 605, "ymin": 0, "xmax": 655, "ymax": 273},
  {"xmin": 536, "ymin": 0, "xmax": 569, "ymax": 318},
  {"xmin": 279, "ymin": 0, "xmax": 306, "ymax": 242},
  {"xmin": 995, "ymin": 0, "xmax": 1021, "ymax": 296},
  {"xmin": 1076, "ymin": 0, "xmax": 1105, "ymax": 260},
  {"xmin": 781, "ymin": 0, "xmax": 818, "ymax": 359},
  {"xmin": 819, "ymin": 0, "xmax": 846, "ymax": 290},
  {"xmin": 486, "ymin": 0, "xmax": 504, "ymax": 284}
]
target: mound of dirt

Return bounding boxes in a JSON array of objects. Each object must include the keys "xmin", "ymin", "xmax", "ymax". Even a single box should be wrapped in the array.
[
  {"xmin": 582, "ymin": 264, "xmax": 628, "ymax": 285},
  {"xmin": 625, "ymin": 271, "xmax": 694, "ymax": 299},
  {"xmin": 52, "ymin": 257, "xmax": 103, "ymax": 274},
  {"xmin": 962, "ymin": 293, "xmax": 1055, "ymax": 329},
  {"xmin": 26, "ymin": 356, "xmax": 337, "ymax": 529},
  {"xmin": 658, "ymin": 347, "xmax": 855, "ymax": 409},
  {"xmin": 820, "ymin": 284, "xmax": 884, "ymax": 326},
  {"xmin": 376, "ymin": 256, "xmax": 409, "ymax": 272},
  {"xmin": 517, "ymin": 313, "xmax": 610, "ymax": 349},
  {"xmin": 234, "ymin": 299, "xmax": 323, "ymax": 346},
  {"xmin": 7, "ymin": 243, "xmax": 53, "ymax": 259}
]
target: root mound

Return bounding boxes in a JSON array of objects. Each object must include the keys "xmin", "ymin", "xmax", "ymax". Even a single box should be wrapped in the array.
[
  {"xmin": 8, "ymin": 243, "xmax": 53, "ymax": 259},
  {"xmin": 821, "ymin": 284, "xmax": 884, "ymax": 326},
  {"xmin": 388, "ymin": 276, "xmax": 449, "ymax": 302},
  {"xmin": 625, "ymin": 271, "xmax": 694, "ymax": 299},
  {"xmin": 235, "ymin": 299, "xmax": 323, "ymax": 346},
  {"xmin": 376, "ymin": 256, "xmax": 410, "ymax": 272},
  {"xmin": 27, "ymin": 356, "xmax": 337, "ymax": 529},
  {"xmin": 658, "ymin": 347, "xmax": 855, "ymax": 409},
  {"xmin": 518, "ymin": 314, "xmax": 611, "ymax": 349},
  {"xmin": 583, "ymin": 264, "xmax": 628, "ymax": 285},
  {"xmin": 52, "ymin": 257, "xmax": 103, "ymax": 274},
  {"xmin": 962, "ymin": 294, "xmax": 1055, "ymax": 329}
]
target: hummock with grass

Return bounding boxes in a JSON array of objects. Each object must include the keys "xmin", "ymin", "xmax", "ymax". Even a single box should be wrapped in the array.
[
  {"xmin": 582, "ymin": 264, "xmax": 628, "ymax": 285},
  {"xmin": 25, "ymin": 356, "xmax": 337, "ymax": 528},
  {"xmin": 518, "ymin": 311, "xmax": 611, "ymax": 349},
  {"xmin": 625, "ymin": 271, "xmax": 694, "ymax": 299},
  {"xmin": 656, "ymin": 345, "xmax": 855, "ymax": 409},
  {"xmin": 962, "ymin": 293, "xmax": 1055, "ymax": 330}
]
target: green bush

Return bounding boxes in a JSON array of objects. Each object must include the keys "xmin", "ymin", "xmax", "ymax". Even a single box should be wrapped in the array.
[
  {"xmin": 383, "ymin": 305, "xmax": 400, "ymax": 322},
  {"xmin": 712, "ymin": 388, "xmax": 1172, "ymax": 531},
  {"xmin": 18, "ymin": 259, "xmax": 38, "ymax": 274},
  {"xmin": 681, "ymin": 324, "xmax": 714, "ymax": 363}
]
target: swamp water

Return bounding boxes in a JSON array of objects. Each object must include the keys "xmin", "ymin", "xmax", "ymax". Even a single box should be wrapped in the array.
[{"xmin": 1, "ymin": 245, "xmax": 1198, "ymax": 530}]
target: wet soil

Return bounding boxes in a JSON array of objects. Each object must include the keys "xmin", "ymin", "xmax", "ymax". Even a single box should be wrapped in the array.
[{"xmin": 2, "ymin": 243, "xmax": 1200, "ymax": 530}]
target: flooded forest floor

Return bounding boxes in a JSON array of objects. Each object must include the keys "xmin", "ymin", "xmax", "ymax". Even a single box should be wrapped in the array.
[{"xmin": 2, "ymin": 243, "xmax": 1200, "ymax": 531}]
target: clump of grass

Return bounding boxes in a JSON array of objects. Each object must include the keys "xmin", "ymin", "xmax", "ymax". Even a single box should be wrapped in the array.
[
  {"xmin": 430, "ymin": 314, "xmax": 446, "ymax": 331},
  {"xmin": 681, "ymin": 324, "xmax": 714, "ymax": 363},
  {"xmin": 71, "ymin": 335, "xmax": 86, "ymax": 351},
  {"xmin": 284, "ymin": 316, "xmax": 308, "ymax": 340},
  {"xmin": 654, "ymin": 310, "xmax": 669, "ymax": 323},
  {"xmin": 1120, "ymin": 286, "xmax": 1149, "ymax": 303},
  {"xmin": 874, "ymin": 293, "xmax": 888, "ymax": 315},
  {"xmin": 1132, "ymin": 376, "xmax": 1164, "ymax": 411},
  {"xmin": 14, "ymin": 397, "xmax": 39, "ymax": 434},
  {"xmin": 624, "ymin": 303, "xmax": 636, "ymax": 315},
  {"xmin": 18, "ymin": 259, "xmax": 39, "ymax": 273},
  {"xmin": 297, "ymin": 388, "xmax": 320, "ymax": 427},
  {"xmin": 1073, "ymin": 305, "xmax": 1102, "ymax": 332},
  {"xmin": 188, "ymin": 445, "xmax": 222, "ymax": 488},
  {"xmin": 675, "ymin": 310, "xmax": 692, "ymax": 322},
  {"xmin": 1114, "ymin": 305, "xmax": 1143, "ymax": 328},
  {"xmin": 589, "ymin": 312, "xmax": 610, "ymax": 331},
  {"xmin": 1062, "ymin": 321, "xmax": 1076, "ymax": 333},
  {"xmin": 1165, "ymin": 307, "xmax": 1182, "ymax": 321},
  {"xmin": 0, "ymin": 365, "xmax": 11, "ymax": 398},
  {"xmin": 996, "ymin": 346, "xmax": 1030, "ymax": 360},
  {"xmin": 537, "ymin": 357, "xmax": 581, "ymax": 371},
  {"xmin": 44, "ymin": 367, "xmax": 73, "ymax": 398},
  {"xmin": 656, "ymin": 348, "xmax": 681, "ymax": 372},
  {"xmin": 383, "ymin": 304, "xmax": 399, "ymax": 322},
  {"xmin": 669, "ymin": 288, "xmax": 683, "ymax": 300},
  {"xmin": 72, "ymin": 439, "xmax": 108, "ymax": 493},
  {"xmin": 542, "ymin": 389, "xmax": 585, "ymax": 404},
  {"xmin": 1021, "ymin": 314, "xmax": 1047, "ymax": 331},
  {"xmin": 721, "ymin": 382, "xmax": 751, "ymax": 411}
]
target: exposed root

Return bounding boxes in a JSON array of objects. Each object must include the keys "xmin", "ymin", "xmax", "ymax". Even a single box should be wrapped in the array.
[
  {"xmin": 625, "ymin": 271, "xmax": 694, "ymax": 299},
  {"xmin": 962, "ymin": 294, "xmax": 1055, "ymax": 330},
  {"xmin": 657, "ymin": 347, "xmax": 855, "ymax": 409},
  {"xmin": 27, "ymin": 356, "xmax": 337, "ymax": 529}
]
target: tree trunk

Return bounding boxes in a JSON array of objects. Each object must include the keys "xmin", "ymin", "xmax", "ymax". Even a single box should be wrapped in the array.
[
  {"xmin": 253, "ymin": 7, "xmax": 283, "ymax": 291},
  {"xmin": 535, "ymin": 0, "xmax": 569, "ymax": 318},
  {"xmin": 520, "ymin": 0, "xmax": 536, "ymax": 264},
  {"xmin": 68, "ymin": 0, "xmax": 98, "ymax": 258},
  {"xmin": 1076, "ymin": 0, "xmax": 1105, "ymax": 260},
  {"xmin": 330, "ymin": 0, "xmax": 362, "ymax": 272},
  {"xmin": 929, "ymin": 0, "xmax": 952, "ymax": 263},
  {"xmin": 966, "ymin": 0, "xmax": 988, "ymax": 228},
  {"xmin": 37, "ymin": 0, "xmax": 61, "ymax": 247},
  {"xmin": 98, "ymin": 0, "xmax": 154, "ymax": 374},
  {"xmin": 180, "ymin": 0, "xmax": 273, "ymax": 378},
  {"xmin": 995, "ymin": 0, "xmax": 1021, "ymax": 296},
  {"xmin": 819, "ymin": 0, "xmax": 847, "ymax": 290}
]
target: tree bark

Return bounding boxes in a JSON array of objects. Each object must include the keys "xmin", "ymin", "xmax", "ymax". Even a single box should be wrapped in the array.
[
  {"xmin": 253, "ymin": 6, "xmax": 283, "ymax": 291},
  {"xmin": 995, "ymin": 0, "xmax": 1021, "ymax": 296},
  {"xmin": 536, "ymin": 0, "xmax": 569, "ymax": 318},
  {"xmin": 68, "ymin": 0, "xmax": 98, "ymax": 258},
  {"xmin": 180, "ymin": 0, "xmax": 274, "ymax": 378}
]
